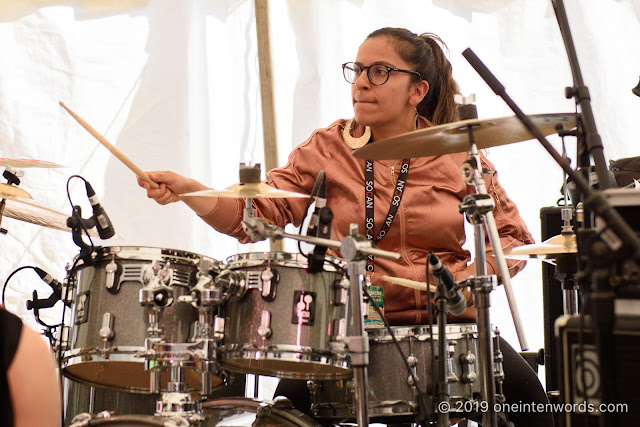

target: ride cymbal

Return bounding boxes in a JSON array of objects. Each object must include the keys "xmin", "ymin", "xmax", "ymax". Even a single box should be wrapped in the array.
[
  {"xmin": 502, "ymin": 233, "xmax": 577, "ymax": 260},
  {"xmin": 181, "ymin": 182, "xmax": 309, "ymax": 199},
  {"xmin": 352, "ymin": 113, "xmax": 577, "ymax": 160},
  {"xmin": 0, "ymin": 158, "xmax": 66, "ymax": 168}
]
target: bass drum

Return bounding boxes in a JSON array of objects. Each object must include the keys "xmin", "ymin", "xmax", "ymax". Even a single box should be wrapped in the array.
[
  {"xmin": 68, "ymin": 398, "xmax": 322, "ymax": 426},
  {"xmin": 63, "ymin": 375, "xmax": 248, "ymax": 426},
  {"xmin": 202, "ymin": 398, "xmax": 322, "ymax": 426},
  {"xmin": 63, "ymin": 378, "xmax": 155, "ymax": 426}
]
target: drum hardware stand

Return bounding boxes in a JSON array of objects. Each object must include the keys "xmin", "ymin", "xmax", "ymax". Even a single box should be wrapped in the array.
[
  {"xmin": 492, "ymin": 327, "xmax": 506, "ymax": 405},
  {"xmin": 463, "ymin": 44, "xmax": 640, "ymax": 427},
  {"xmin": 138, "ymin": 261, "xmax": 223, "ymax": 422},
  {"xmin": 178, "ymin": 258, "xmax": 225, "ymax": 397},
  {"xmin": 455, "ymin": 106, "xmax": 530, "ymax": 426},
  {"xmin": 0, "ymin": 166, "xmax": 27, "ymax": 235},
  {"xmin": 558, "ymin": 133, "xmax": 580, "ymax": 316},
  {"xmin": 435, "ymin": 281, "xmax": 452, "ymax": 427}
]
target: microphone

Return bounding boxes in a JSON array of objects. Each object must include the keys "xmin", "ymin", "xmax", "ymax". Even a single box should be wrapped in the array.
[
  {"xmin": 307, "ymin": 177, "xmax": 332, "ymax": 273},
  {"xmin": 429, "ymin": 254, "xmax": 467, "ymax": 315},
  {"xmin": 26, "ymin": 267, "xmax": 71, "ymax": 309},
  {"xmin": 85, "ymin": 181, "xmax": 116, "ymax": 239}
]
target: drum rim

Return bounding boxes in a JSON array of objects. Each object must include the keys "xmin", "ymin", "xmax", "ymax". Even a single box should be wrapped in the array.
[
  {"xmin": 221, "ymin": 345, "xmax": 352, "ymax": 380},
  {"xmin": 88, "ymin": 246, "xmax": 223, "ymax": 269},
  {"xmin": 225, "ymin": 251, "xmax": 346, "ymax": 271},
  {"xmin": 202, "ymin": 397, "xmax": 323, "ymax": 426},
  {"xmin": 366, "ymin": 323, "xmax": 478, "ymax": 341}
]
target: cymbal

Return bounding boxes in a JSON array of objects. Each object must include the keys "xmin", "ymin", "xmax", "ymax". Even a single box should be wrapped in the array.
[
  {"xmin": 1, "ymin": 196, "xmax": 98, "ymax": 236},
  {"xmin": 502, "ymin": 233, "xmax": 577, "ymax": 260},
  {"xmin": 181, "ymin": 182, "xmax": 309, "ymax": 199},
  {"xmin": 0, "ymin": 183, "xmax": 32, "ymax": 199},
  {"xmin": 382, "ymin": 275, "xmax": 437, "ymax": 293},
  {"xmin": 352, "ymin": 113, "xmax": 577, "ymax": 160},
  {"xmin": 0, "ymin": 158, "xmax": 66, "ymax": 168}
]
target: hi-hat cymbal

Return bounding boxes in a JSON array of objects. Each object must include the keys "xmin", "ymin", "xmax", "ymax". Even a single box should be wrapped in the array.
[
  {"xmin": 502, "ymin": 233, "xmax": 577, "ymax": 260},
  {"xmin": 1, "ymin": 196, "xmax": 98, "ymax": 236},
  {"xmin": 352, "ymin": 113, "xmax": 577, "ymax": 160},
  {"xmin": 382, "ymin": 275, "xmax": 437, "ymax": 293},
  {"xmin": 0, "ymin": 183, "xmax": 32, "ymax": 199},
  {"xmin": 181, "ymin": 182, "xmax": 309, "ymax": 199},
  {"xmin": 0, "ymin": 158, "xmax": 66, "ymax": 168}
]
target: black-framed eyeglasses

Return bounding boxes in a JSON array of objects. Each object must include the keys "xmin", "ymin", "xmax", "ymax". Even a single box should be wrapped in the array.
[{"xmin": 342, "ymin": 62, "xmax": 422, "ymax": 86}]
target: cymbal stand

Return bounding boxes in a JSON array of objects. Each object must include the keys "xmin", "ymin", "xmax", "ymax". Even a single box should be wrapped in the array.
[
  {"xmin": 434, "ymin": 281, "xmax": 451, "ymax": 427},
  {"xmin": 0, "ymin": 166, "xmax": 25, "ymax": 235},
  {"xmin": 558, "ymin": 135, "xmax": 580, "ymax": 315},
  {"xmin": 457, "ymin": 121, "xmax": 529, "ymax": 427}
]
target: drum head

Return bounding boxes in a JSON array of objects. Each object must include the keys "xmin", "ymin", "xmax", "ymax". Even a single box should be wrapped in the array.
[{"xmin": 202, "ymin": 397, "xmax": 322, "ymax": 426}]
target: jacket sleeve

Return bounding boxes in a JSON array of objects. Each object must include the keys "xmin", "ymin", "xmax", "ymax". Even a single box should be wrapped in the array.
[{"xmin": 480, "ymin": 153, "xmax": 535, "ymax": 279}]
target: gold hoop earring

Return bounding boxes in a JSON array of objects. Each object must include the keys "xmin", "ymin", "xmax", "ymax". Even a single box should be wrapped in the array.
[
  {"xmin": 343, "ymin": 118, "xmax": 371, "ymax": 149},
  {"xmin": 414, "ymin": 111, "xmax": 432, "ymax": 130}
]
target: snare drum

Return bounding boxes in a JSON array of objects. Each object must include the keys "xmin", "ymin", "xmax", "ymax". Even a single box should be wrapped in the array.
[
  {"xmin": 217, "ymin": 252, "xmax": 351, "ymax": 380},
  {"xmin": 61, "ymin": 246, "xmax": 225, "ymax": 394},
  {"xmin": 311, "ymin": 324, "xmax": 484, "ymax": 422}
]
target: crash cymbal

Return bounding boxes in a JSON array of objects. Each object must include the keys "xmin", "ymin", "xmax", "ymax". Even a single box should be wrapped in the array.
[
  {"xmin": 0, "ymin": 183, "xmax": 32, "ymax": 199},
  {"xmin": 502, "ymin": 233, "xmax": 577, "ymax": 260},
  {"xmin": 382, "ymin": 275, "xmax": 437, "ymax": 293},
  {"xmin": 1, "ymin": 196, "xmax": 98, "ymax": 236},
  {"xmin": 0, "ymin": 158, "xmax": 66, "ymax": 168},
  {"xmin": 352, "ymin": 113, "xmax": 577, "ymax": 160},
  {"xmin": 181, "ymin": 182, "xmax": 309, "ymax": 199}
]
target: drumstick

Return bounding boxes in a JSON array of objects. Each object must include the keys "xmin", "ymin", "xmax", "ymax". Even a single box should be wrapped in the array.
[
  {"xmin": 382, "ymin": 275, "xmax": 437, "ymax": 293},
  {"xmin": 59, "ymin": 102, "xmax": 159, "ymax": 189}
]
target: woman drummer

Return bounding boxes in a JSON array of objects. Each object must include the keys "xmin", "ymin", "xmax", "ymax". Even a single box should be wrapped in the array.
[{"xmin": 139, "ymin": 27, "xmax": 551, "ymax": 426}]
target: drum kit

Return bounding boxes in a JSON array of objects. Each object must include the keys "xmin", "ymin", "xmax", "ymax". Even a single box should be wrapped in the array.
[{"xmin": 0, "ymin": 102, "xmax": 585, "ymax": 427}]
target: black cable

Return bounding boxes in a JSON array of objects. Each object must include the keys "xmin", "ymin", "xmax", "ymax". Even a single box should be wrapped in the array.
[
  {"xmin": 66, "ymin": 174, "xmax": 95, "ymax": 252},
  {"xmin": 425, "ymin": 252, "xmax": 437, "ymax": 397},
  {"xmin": 2, "ymin": 265, "xmax": 38, "ymax": 304},
  {"xmin": 2, "ymin": 265, "xmax": 63, "ymax": 334},
  {"xmin": 297, "ymin": 170, "xmax": 325, "ymax": 260},
  {"xmin": 363, "ymin": 281, "xmax": 434, "ymax": 421}
]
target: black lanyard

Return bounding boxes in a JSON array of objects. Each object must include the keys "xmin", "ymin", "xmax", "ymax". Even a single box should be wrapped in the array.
[{"xmin": 364, "ymin": 158, "xmax": 410, "ymax": 272}]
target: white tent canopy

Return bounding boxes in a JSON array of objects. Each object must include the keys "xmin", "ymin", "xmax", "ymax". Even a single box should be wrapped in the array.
[{"xmin": 1, "ymin": 0, "xmax": 640, "ymax": 392}]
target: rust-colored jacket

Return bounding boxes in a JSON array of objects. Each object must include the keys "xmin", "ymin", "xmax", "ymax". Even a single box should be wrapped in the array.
[{"xmin": 204, "ymin": 119, "xmax": 534, "ymax": 324}]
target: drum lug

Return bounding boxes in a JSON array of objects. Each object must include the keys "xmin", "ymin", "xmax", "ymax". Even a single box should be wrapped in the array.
[
  {"xmin": 99, "ymin": 312, "xmax": 115, "ymax": 341},
  {"xmin": 56, "ymin": 325, "xmax": 70, "ymax": 353},
  {"xmin": 260, "ymin": 268, "xmax": 278, "ymax": 301},
  {"xmin": 256, "ymin": 401, "xmax": 273, "ymax": 418},
  {"xmin": 213, "ymin": 315, "xmax": 226, "ymax": 342},
  {"xmin": 258, "ymin": 310, "xmax": 272, "ymax": 339},
  {"xmin": 446, "ymin": 340, "xmax": 460, "ymax": 383},
  {"xmin": 333, "ymin": 276, "xmax": 350, "ymax": 306},
  {"xmin": 104, "ymin": 259, "xmax": 120, "ymax": 293}
]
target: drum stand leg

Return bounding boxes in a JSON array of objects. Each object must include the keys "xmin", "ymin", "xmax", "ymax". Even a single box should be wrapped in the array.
[
  {"xmin": 155, "ymin": 365, "xmax": 203, "ymax": 421},
  {"xmin": 435, "ymin": 287, "xmax": 451, "ymax": 427},
  {"xmin": 457, "ymin": 126, "xmax": 530, "ymax": 427},
  {"xmin": 346, "ymin": 259, "xmax": 370, "ymax": 427}
]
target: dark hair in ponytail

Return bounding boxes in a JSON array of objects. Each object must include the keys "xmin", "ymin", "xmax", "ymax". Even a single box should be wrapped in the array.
[{"xmin": 366, "ymin": 28, "xmax": 461, "ymax": 125}]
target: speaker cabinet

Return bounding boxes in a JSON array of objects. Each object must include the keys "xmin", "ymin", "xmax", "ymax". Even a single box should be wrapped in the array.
[{"xmin": 555, "ymin": 312, "xmax": 640, "ymax": 426}]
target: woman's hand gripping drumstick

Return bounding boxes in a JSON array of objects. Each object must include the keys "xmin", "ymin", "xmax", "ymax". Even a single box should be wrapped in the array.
[{"xmin": 59, "ymin": 102, "xmax": 159, "ymax": 190}]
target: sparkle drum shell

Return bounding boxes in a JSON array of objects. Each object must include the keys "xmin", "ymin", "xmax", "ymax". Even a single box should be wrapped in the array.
[
  {"xmin": 218, "ymin": 252, "xmax": 351, "ymax": 380},
  {"xmin": 61, "ymin": 246, "xmax": 225, "ymax": 393}
]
